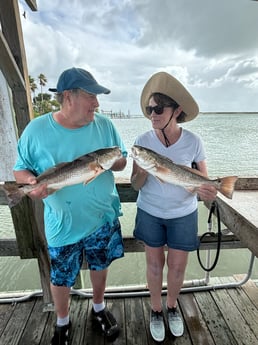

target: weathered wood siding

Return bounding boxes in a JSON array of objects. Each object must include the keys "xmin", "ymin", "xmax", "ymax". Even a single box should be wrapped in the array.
[{"xmin": 0, "ymin": 72, "xmax": 18, "ymax": 182}]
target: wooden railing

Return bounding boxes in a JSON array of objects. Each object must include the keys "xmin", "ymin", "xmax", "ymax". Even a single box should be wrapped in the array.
[
  {"xmin": 1, "ymin": 178, "xmax": 256, "ymax": 304},
  {"xmin": 1, "ymin": 180, "xmax": 249, "ymax": 257}
]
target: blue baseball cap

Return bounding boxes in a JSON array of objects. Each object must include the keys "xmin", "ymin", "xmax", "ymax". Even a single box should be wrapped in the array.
[{"xmin": 49, "ymin": 67, "xmax": 110, "ymax": 94}]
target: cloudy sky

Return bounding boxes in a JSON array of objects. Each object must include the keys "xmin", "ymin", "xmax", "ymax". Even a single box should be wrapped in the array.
[{"xmin": 19, "ymin": 0, "xmax": 258, "ymax": 114}]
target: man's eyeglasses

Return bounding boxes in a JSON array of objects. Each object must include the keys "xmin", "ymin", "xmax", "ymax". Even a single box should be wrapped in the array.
[{"xmin": 145, "ymin": 104, "xmax": 174, "ymax": 115}]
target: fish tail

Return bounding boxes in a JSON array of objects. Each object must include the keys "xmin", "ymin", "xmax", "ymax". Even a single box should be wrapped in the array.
[
  {"xmin": 1, "ymin": 183, "xmax": 25, "ymax": 207},
  {"xmin": 218, "ymin": 176, "xmax": 238, "ymax": 199}
]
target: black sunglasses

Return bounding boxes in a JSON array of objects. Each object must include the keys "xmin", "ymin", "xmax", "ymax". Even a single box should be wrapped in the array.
[{"xmin": 145, "ymin": 104, "xmax": 174, "ymax": 115}]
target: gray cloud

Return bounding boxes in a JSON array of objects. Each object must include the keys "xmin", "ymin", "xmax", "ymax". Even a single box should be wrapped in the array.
[
  {"xmin": 134, "ymin": 0, "xmax": 258, "ymax": 56},
  {"xmin": 20, "ymin": 0, "xmax": 258, "ymax": 113}
]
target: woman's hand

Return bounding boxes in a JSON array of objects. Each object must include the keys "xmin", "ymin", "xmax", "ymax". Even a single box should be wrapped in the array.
[
  {"xmin": 131, "ymin": 162, "xmax": 148, "ymax": 191},
  {"xmin": 197, "ymin": 184, "xmax": 217, "ymax": 201}
]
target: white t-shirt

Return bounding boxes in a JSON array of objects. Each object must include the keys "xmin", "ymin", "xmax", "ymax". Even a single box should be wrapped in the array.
[{"xmin": 135, "ymin": 128, "xmax": 206, "ymax": 219}]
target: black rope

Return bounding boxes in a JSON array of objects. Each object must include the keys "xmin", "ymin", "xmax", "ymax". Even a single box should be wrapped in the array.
[
  {"xmin": 197, "ymin": 200, "xmax": 222, "ymax": 272},
  {"xmin": 161, "ymin": 128, "xmax": 170, "ymax": 147},
  {"xmin": 160, "ymin": 112, "xmax": 174, "ymax": 147}
]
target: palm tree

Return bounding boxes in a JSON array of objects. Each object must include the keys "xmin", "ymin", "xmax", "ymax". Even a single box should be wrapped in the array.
[
  {"xmin": 29, "ymin": 75, "xmax": 37, "ymax": 103},
  {"xmin": 38, "ymin": 73, "xmax": 47, "ymax": 103}
]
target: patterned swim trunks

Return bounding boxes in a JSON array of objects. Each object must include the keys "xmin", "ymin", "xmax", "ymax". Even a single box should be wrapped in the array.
[{"xmin": 48, "ymin": 219, "xmax": 124, "ymax": 287}]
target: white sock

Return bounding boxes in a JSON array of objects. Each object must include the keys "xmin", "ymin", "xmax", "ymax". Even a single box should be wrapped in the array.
[
  {"xmin": 57, "ymin": 315, "xmax": 69, "ymax": 327},
  {"xmin": 93, "ymin": 301, "xmax": 105, "ymax": 313}
]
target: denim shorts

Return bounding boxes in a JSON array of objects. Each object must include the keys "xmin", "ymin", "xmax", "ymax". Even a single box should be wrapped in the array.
[
  {"xmin": 48, "ymin": 219, "xmax": 124, "ymax": 287},
  {"xmin": 133, "ymin": 208, "xmax": 199, "ymax": 251}
]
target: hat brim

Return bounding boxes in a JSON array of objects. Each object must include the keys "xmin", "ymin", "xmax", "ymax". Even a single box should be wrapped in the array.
[
  {"xmin": 85, "ymin": 85, "xmax": 111, "ymax": 95},
  {"xmin": 48, "ymin": 85, "xmax": 110, "ymax": 95},
  {"xmin": 140, "ymin": 72, "xmax": 199, "ymax": 122}
]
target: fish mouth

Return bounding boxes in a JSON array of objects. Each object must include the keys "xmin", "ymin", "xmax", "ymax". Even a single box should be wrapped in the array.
[
  {"xmin": 130, "ymin": 146, "xmax": 138, "ymax": 159},
  {"xmin": 97, "ymin": 147, "xmax": 123, "ymax": 169}
]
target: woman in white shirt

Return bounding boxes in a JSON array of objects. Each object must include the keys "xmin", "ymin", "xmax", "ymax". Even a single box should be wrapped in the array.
[{"xmin": 131, "ymin": 72, "xmax": 217, "ymax": 342}]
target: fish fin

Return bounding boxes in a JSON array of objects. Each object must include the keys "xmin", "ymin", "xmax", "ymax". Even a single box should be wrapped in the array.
[
  {"xmin": 83, "ymin": 164, "xmax": 105, "ymax": 185},
  {"xmin": 218, "ymin": 176, "xmax": 238, "ymax": 199},
  {"xmin": 186, "ymin": 187, "xmax": 198, "ymax": 194},
  {"xmin": 156, "ymin": 166, "xmax": 172, "ymax": 174},
  {"xmin": 1, "ymin": 183, "xmax": 25, "ymax": 207},
  {"xmin": 46, "ymin": 187, "xmax": 58, "ymax": 194},
  {"xmin": 99, "ymin": 162, "xmax": 112, "ymax": 170},
  {"xmin": 154, "ymin": 166, "xmax": 173, "ymax": 183},
  {"xmin": 83, "ymin": 176, "xmax": 96, "ymax": 185},
  {"xmin": 156, "ymin": 176, "xmax": 166, "ymax": 183}
]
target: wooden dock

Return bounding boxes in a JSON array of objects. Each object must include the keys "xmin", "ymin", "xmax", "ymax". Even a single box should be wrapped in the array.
[
  {"xmin": 1, "ymin": 179, "xmax": 258, "ymax": 345},
  {"xmin": 0, "ymin": 275, "xmax": 258, "ymax": 344},
  {"xmin": 1, "ymin": 3, "xmax": 258, "ymax": 344}
]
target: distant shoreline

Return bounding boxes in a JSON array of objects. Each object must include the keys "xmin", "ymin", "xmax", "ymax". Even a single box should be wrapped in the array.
[
  {"xmin": 109, "ymin": 111, "xmax": 258, "ymax": 119},
  {"xmin": 199, "ymin": 111, "xmax": 258, "ymax": 114}
]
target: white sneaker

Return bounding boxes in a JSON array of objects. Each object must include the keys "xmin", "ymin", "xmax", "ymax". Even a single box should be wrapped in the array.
[
  {"xmin": 167, "ymin": 307, "xmax": 184, "ymax": 337},
  {"xmin": 150, "ymin": 310, "xmax": 165, "ymax": 342}
]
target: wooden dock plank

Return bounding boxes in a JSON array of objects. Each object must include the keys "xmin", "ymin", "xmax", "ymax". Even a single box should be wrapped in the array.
[
  {"xmin": 0, "ymin": 303, "xmax": 15, "ymax": 338},
  {"xmin": 1, "ymin": 299, "xmax": 35, "ymax": 345},
  {"xmin": 124, "ymin": 297, "xmax": 147, "ymax": 345},
  {"xmin": 69, "ymin": 295, "xmax": 89, "ymax": 345},
  {"xmin": 210, "ymin": 278, "xmax": 258, "ymax": 345},
  {"xmin": 221, "ymin": 277, "xmax": 258, "ymax": 343},
  {"xmin": 179, "ymin": 293, "xmax": 215, "ymax": 345},
  {"xmin": 235, "ymin": 275, "xmax": 258, "ymax": 310},
  {"xmin": 38, "ymin": 311, "xmax": 55, "ymax": 345},
  {"xmin": 194, "ymin": 291, "xmax": 237, "ymax": 344},
  {"xmin": 1, "ymin": 282, "xmax": 258, "ymax": 344},
  {"xmin": 105, "ymin": 299, "xmax": 126, "ymax": 345},
  {"xmin": 17, "ymin": 298, "xmax": 49, "ymax": 345}
]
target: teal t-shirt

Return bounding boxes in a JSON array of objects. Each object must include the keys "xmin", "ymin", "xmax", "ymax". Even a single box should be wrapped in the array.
[{"xmin": 14, "ymin": 112, "xmax": 127, "ymax": 247}]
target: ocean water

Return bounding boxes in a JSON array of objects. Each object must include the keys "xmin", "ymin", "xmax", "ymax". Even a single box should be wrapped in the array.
[
  {"xmin": 113, "ymin": 113, "xmax": 258, "ymax": 179},
  {"xmin": 1, "ymin": 113, "xmax": 258, "ymax": 292}
]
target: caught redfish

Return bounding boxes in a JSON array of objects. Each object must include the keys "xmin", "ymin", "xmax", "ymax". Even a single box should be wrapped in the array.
[
  {"xmin": 2, "ymin": 146, "xmax": 122, "ymax": 207},
  {"xmin": 131, "ymin": 145, "xmax": 238, "ymax": 199}
]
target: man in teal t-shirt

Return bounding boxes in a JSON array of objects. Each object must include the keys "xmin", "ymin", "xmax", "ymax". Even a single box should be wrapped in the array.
[{"xmin": 13, "ymin": 67, "xmax": 127, "ymax": 345}]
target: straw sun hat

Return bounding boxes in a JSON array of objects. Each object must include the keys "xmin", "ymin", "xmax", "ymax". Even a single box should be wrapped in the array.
[{"xmin": 140, "ymin": 71, "xmax": 199, "ymax": 122}]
